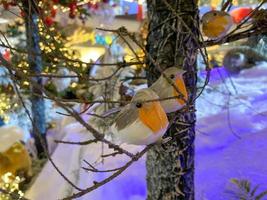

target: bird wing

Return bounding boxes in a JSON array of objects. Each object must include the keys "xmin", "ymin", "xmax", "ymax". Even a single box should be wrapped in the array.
[
  {"xmin": 113, "ymin": 104, "xmax": 139, "ymax": 132},
  {"xmin": 150, "ymin": 78, "xmax": 172, "ymax": 99}
]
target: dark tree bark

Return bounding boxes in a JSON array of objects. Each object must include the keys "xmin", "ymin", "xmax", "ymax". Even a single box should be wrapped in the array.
[
  {"xmin": 23, "ymin": 0, "xmax": 47, "ymax": 157},
  {"xmin": 146, "ymin": 0, "xmax": 198, "ymax": 199}
]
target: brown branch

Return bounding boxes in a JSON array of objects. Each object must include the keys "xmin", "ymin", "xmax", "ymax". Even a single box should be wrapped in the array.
[
  {"xmin": 55, "ymin": 139, "xmax": 98, "ymax": 145},
  {"xmin": 82, "ymin": 165, "xmax": 124, "ymax": 173},
  {"xmin": 61, "ymin": 146, "xmax": 150, "ymax": 200},
  {"xmin": 0, "ymin": 53, "xmax": 135, "ymax": 158},
  {"xmin": 82, "ymin": 160, "xmax": 124, "ymax": 173},
  {"xmin": 203, "ymin": 27, "xmax": 267, "ymax": 47},
  {"xmin": 100, "ymin": 27, "xmax": 188, "ymax": 101},
  {"xmin": 0, "ymin": 42, "xmax": 143, "ymax": 67},
  {"xmin": 221, "ymin": 0, "xmax": 232, "ymax": 11},
  {"xmin": 4, "ymin": 61, "xmax": 83, "ymax": 192},
  {"xmin": 41, "ymin": 93, "xmax": 186, "ymax": 105},
  {"xmin": 101, "ymin": 151, "xmax": 122, "ymax": 158}
]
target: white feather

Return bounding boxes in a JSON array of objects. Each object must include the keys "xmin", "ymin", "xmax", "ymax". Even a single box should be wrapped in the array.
[
  {"xmin": 160, "ymin": 98, "xmax": 184, "ymax": 113},
  {"xmin": 111, "ymin": 119, "xmax": 168, "ymax": 145}
]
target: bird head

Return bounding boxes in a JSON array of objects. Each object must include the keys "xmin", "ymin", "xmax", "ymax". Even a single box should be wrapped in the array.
[
  {"xmin": 201, "ymin": 10, "xmax": 229, "ymax": 24},
  {"xmin": 131, "ymin": 88, "xmax": 159, "ymax": 110},
  {"xmin": 162, "ymin": 67, "xmax": 185, "ymax": 81},
  {"xmin": 161, "ymin": 67, "xmax": 188, "ymax": 105}
]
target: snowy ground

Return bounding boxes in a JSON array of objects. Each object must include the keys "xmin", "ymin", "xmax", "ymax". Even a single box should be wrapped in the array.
[
  {"xmin": 25, "ymin": 62, "xmax": 267, "ymax": 200},
  {"xmin": 196, "ymin": 62, "xmax": 267, "ymax": 199}
]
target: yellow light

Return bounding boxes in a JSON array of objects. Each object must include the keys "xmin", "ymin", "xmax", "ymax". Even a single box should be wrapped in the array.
[
  {"xmin": 71, "ymin": 46, "xmax": 105, "ymax": 62},
  {"xmin": 71, "ymin": 82, "xmax": 78, "ymax": 88},
  {"xmin": 23, "ymin": 81, "xmax": 29, "ymax": 86},
  {"xmin": 0, "ymin": 172, "xmax": 24, "ymax": 200}
]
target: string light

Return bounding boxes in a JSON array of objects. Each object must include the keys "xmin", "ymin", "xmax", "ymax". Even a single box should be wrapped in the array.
[
  {"xmin": 0, "ymin": 94, "xmax": 11, "ymax": 123},
  {"xmin": 0, "ymin": 172, "xmax": 24, "ymax": 200}
]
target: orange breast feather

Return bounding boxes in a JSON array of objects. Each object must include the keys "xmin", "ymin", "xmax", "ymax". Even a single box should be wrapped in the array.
[
  {"xmin": 173, "ymin": 78, "xmax": 188, "ymax": 105},
  {"xmin": 204, "ymin": 16, "xmax": 229, "ymax": 37},
  {"xmin": 139, "ymin": 102, "xmax": 168, "ymax": 134}
]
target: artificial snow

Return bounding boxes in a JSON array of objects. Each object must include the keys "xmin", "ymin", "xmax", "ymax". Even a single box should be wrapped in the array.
[{"xmin": 25, "ymin": 62, "xmax": 267, "ymax": 199}]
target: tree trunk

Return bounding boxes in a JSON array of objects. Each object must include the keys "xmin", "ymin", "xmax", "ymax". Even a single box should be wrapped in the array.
[
  {"xmin": 146, "ymin": 0, "xmax": 198, "ymax": 199},
  {"xmin": 23, "ymin": 0, "xmax": 47, "ymax": 157}
]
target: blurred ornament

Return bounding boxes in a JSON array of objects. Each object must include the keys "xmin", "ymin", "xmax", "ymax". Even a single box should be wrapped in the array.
[
  {"xmin": 52, "ymin": 68, "xmax": 77, "ymax": 92},
  {"xmin": 2, "ymin": 49, "xmax": 10, "ymax": 62},
  {"xmin": 69, "ymin": 11, "xmax": 76, "ymax": 19},
  {"xmin": 50, "ymin": 7, "xmax": 57, "ymax": 18},
  {"xmin": 94, "ymin": 3, "xmax": 100, "ymax": 10},
  {"xmin": 223, "ymin": 46, "xmax": 267, "ymax": 74},
  {"xmin": 69, "ymin": 1, "xmax": 77, "ymax": 19},
  {"xmin": 104, "ymin": 35, "xmax": 113, "ymax": 45},
  {"xmin": 95, "ymin": 2, "xmax": 115, "ymax": 25},
  {"xmin": 230, "ymin": 7, "xmax": 253, "ymax": 24},
  {"xmin": 9, "ymin": 0, "xmax": 16, "ymax": 6},
  {"xmin": 136, "ymin": 3, "xmax": 143, "ymax": 21},
  {"xmin": 52, "ymin": 0, "xmax": 59, "ymax": 4},
  {"xmin": 2, "ymin": 1, "xmax": 10, "ymax": 10},
  {"xmin": 210, "ymin": 0, "xmax": 221, "ymax": 9},
  {"xmin": 20, "ymin": 11, "xmax": 26, "ymax": 18},
  {"xmin": 95, "ymin": 34, "xmax": 106, "ymax": 45},
  {"xmin": 124, "ymin": 5, "xmax": 130, "ymax": 15},
  {"xmin": 87, "ymin": 2, "xmax": 93, "ymax": 9},
  {"xmin": 110, "ymin": 43, "xmax": 124, "ymax": 58},
  {"xmin": 79, "ymin": 13, "xmax": 87, "ymax": 24},
  {"xmin": 44, "ymin": 16, "xmax": 54, "ymax": 27}
]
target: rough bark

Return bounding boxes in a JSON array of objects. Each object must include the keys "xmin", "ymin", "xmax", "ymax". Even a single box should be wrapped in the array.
[
  {"xmin": 23, "ymin": 0, "xmax": 47, "ymax": 157},
  {"xmin": 146, "ymin": 0, "xmax": 198, "ymax": 199}
]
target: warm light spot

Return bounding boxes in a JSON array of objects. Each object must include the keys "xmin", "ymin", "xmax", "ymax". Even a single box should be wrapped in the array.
[
  {"xmin": 71, "ymin": 82, "xmax": 78, "ymax": 88},
  {"xmin": 71, "ymin": 46, "xmax": 105, "ymax": 62}
]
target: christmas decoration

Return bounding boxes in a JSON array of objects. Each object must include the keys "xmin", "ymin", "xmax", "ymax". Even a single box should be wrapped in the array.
[
  {"xmin": 0, "ymin": 94, "xmax": 12, "ymax": 123},
  {"xmin": 0, "ymin": 172, "xmax": 24, "ymax": 200},
  {"xmin": 0, "ymin": 126, "xmax": 32, "ymax": 180},
  {"xmin": 230, "ymin": 7, "xmax": 253, "ymax": 24},
  {"xmin": 52, "ymin": 68, "xmax": 77, "ymax": 92}
]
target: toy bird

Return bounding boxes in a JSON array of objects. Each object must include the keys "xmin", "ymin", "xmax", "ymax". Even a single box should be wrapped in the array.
[
  {"xmin": 201, "ymin": 10, "xmax": 234, "ymax": 39},
  {"xmin": 150, "ymin": 67, "xmax": 188, "ymax": 113},
  {"xmin": 0, "ymin": 126, "xmax": 32, "ymax": 179},
  {"xmin": 111, "ymin": 88, "xmax": 169, "ymax": 145}
]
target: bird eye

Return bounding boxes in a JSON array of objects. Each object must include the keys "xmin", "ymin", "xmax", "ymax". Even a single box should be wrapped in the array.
[
  {"xmin": 135, "ymin": 102, "xmax": 142, "ymax": 108},
  {"xmin": 170, "ymin": 74, "xmax": 175, "ymax": 79}
]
